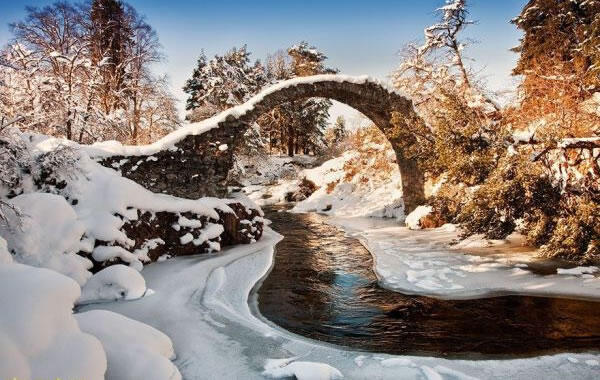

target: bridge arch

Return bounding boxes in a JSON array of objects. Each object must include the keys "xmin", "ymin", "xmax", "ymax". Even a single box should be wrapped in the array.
[
  {"xmin": 216, "ymin": 75, "xmax": 426, "ymax": 213},
  {"xmin": 100, "ymin": 75, "xmax": 426, "ymax": 214}
]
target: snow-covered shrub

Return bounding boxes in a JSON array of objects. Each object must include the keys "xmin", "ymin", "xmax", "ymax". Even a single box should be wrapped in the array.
[
  {"xmin": 455, "ymin": 150, "xmax": 599, "ymax": 263},
  {"xmin": 0, "ymin": 127, "xmax": 82, "ymax": 198},
  {"xmin": 0, "ymin": 127, "xmax": 31, "ymax": 197},
  {"xmin": 0, "ymin": 192, "xmax": 93, "ymax": 285},
  {"xmin": 457, "ymin": 155, "xmax": 560, "ymax": 240},
  {"xmin": 0, "ymin": 262, "xmax": 107, "ymax": 380},
  {"xmin": 540, "ymin": 197, "xmax": 600, "ymax": 263},
  {"xmin": 34, "ymin": 144, "xmax": 83, "ymax": 194}
]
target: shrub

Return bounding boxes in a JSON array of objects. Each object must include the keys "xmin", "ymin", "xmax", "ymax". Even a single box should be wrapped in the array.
[{"xmin": 458, "ymin": 155, "xmax": 561, "ymax": 240}]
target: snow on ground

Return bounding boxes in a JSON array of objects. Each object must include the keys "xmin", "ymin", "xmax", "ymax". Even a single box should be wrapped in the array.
[
  {"xmin": 235, "ymin": 154, "xmax": 317, "ymax": 187},
  {"xmin": 0, "ymin": 259, "xmax": 107, "ymax": 380},
  {"xmin": 76, "ymin": 310, "xmax": 181, "ymax": 380},
  {"xmin": 293, "ymin": 147, "xmax": 405, "ymax": 219},
  {"xmin": 0, "ymin": 237, "xmax": 181, "ymax": 380},
  {"xmin": 331, "ymin": 218, "xmax": 600, "ymax": 300},
  {"xmin": 0, "ymin": 235, "xmax": 13, "ymax": 264},
  {"xmin": 237, "ymin": 153, "xmax": 318, "ymax": 207},
  {"xmin": 263, "ymin": 357, "xmax": 344, "ymax": 380},
  {"xmin": 80, "ymin": 227, "xmax": 600, "ymax": 380}
]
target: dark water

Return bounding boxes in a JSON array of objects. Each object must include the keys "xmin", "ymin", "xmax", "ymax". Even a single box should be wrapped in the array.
[{"xmin": 256, "ymin": 207, "xmax": 600, "ymax": 358}]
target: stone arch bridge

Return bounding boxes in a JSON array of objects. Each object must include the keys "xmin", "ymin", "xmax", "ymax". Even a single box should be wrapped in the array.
[{"xmin": 100, "ymin": 75, "xmax": 426, "ymax": 213}]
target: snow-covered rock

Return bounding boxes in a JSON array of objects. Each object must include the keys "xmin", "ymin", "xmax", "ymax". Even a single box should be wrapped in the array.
[
  {"xmin": 405, "ymin": 205, "xmax": 433, "ymax": 230},
  {"xmin": 75, "ymin": 309, "xmax": 181, "ymax": 380},
  {"xmin": 0, "ymin": 192, "xmax": 93, "ymax": 285},
  {"xmin": 0, "ymin": 262, "xmax": 107, "ymax": 380},
  {"xmin": 0, "ymin": 128, "xmax": 264, "ymax": 301},
  {"xmin": 79, "ymin": 264, "xmax": 147, "ymax": 304},
  {"xmin": 263, "ymin": 357, "xmax": 344, "ymax": 380}
]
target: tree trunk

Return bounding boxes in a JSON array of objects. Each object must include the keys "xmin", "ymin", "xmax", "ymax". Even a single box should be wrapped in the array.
[
  {"xmin": 132, "ymin": 95, "xmax": 139, "ymax": 144},
  {"xmin": 66, "ymin": 111, "xmax": 73, "ymax": 140},
  {"xmin": 287, "ymin": 123, "xmax": 294, "ymax": 157}
]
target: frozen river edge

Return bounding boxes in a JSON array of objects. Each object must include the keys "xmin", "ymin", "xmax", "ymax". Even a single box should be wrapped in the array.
[
  {"xmin": 329, "ymin": 217, "xmax": 600, "ymax": 301},
  {"xmin": 82, "ymin": 226, "xmax": 600, "ymax": 380}
]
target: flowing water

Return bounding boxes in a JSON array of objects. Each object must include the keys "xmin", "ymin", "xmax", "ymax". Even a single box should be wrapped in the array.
[{"xmin": 256, "ymin": 207, "xmax": 600, "ymax": 358}]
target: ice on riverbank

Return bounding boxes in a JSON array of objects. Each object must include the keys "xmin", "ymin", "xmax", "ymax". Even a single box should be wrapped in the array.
[{"xmin": 332, "ymin": 218, "xmax": 600, "ymax": 300}]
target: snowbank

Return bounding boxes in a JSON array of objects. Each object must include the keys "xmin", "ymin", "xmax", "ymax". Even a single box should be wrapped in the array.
[
  {"xmin": 79, "ymin": 264, "xmax": 147, "ymax": 304},
  {"xmin": 0, "ymin": 262, "xmax": 107, "ymax": 380},
  {"xmin": 0, "ymin": 192, "xmax": 93, "ymax": 285},
  {"xmin": 332, "ymin": 218, "xmax": 600, "ymax": 300},
  {"xmin": 0, "ymin": 236, "xmax": 12, "ymax": 264},
  {"xmin": 263, "ymin": 357, "xmax": 344, "ymax": 380},
  {"xmin": 405, "ymin": 205, "xmax": 432, "ymax": 229},
  {"xmin": 293, "ymin": 148, "xmax": 405, "ymax": 219},
  {"xmin": 76, "ymin": 310, "xmax": 181, "ymax": 380}
]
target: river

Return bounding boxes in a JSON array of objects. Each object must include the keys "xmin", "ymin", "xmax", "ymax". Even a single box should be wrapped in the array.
[{"xmin": 256, "ymin": 207, "xmax": 600, "ymax": 358}]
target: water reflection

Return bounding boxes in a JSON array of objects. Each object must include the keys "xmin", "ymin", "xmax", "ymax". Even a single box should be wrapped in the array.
[{"xmin": 257, "ymin": 207, "xmax": 600, "ymax": 357}]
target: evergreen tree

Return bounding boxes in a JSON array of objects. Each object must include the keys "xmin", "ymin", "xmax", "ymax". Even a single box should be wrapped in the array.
[
  {"xmin": 183, "ymin": 46, "xmax": 267, "ymax": 122},
  {"xmin": 332, "ymin": 115, "xmax": 346, "ymax": 144},
  {"xmin": 264, "ymin": 42, "xmax": 336, "ymax": 156}
]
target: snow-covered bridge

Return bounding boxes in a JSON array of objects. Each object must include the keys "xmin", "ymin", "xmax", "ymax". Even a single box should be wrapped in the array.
[{"xmin": 95, "ymin": 75, "xmax": 426, "ymax": 213}]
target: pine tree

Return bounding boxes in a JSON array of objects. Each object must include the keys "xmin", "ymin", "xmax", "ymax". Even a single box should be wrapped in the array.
[
  {"xmin": 333, "ymin": 115, "xmax": 346, "ymax": 144},
  {"xmin": 183, "ymin": 46, "xmax": 267, "ymax": 122},
  {"xmin": 275, "ymin": 42, "xmax": 336, "ymax": 156}
]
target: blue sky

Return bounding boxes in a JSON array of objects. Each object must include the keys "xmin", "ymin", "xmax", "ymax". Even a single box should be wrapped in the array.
[{"xmin": 0, "ymin": 0, "xmax": 527, "ymax": 122}]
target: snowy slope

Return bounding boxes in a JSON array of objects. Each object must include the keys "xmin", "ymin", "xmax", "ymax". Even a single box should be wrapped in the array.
[
  {"xmin": 0, "ymin": 252, "xmax": 107, "ymax": 380},
  {"xmin": 293, "ymin": 139, "xmax": 405, "ymax": 219},
  {"xmin": 0, "ymin": 128, "xmax": 247, "ymax": 304}
]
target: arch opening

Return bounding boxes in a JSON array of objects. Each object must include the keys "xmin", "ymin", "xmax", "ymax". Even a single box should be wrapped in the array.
[{"xmin": 217, "ymin": 76, "xmax": 426, "ymax": 214}]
